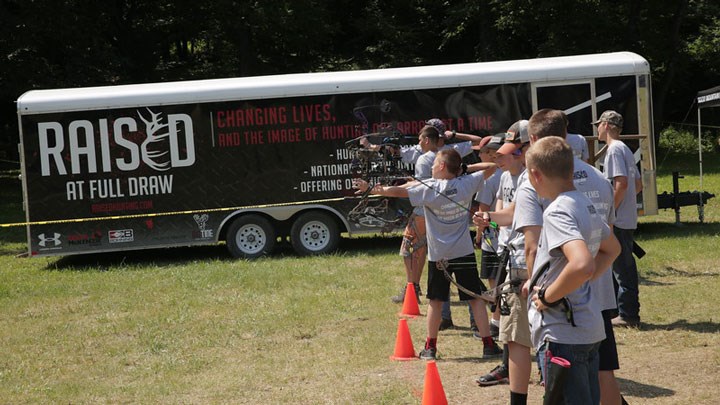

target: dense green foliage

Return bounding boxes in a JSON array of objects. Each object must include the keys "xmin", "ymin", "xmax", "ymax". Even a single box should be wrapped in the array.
[
  {"xmin": 659, "ymin": 125, "xmax": 718, "ymax": 154},
  {"xmin": 1, "ymin": 0, "xmax": 719, "ymax": 162}
]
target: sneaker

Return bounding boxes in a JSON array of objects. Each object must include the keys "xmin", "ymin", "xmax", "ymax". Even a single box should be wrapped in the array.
[
  {"xmin": 490, "ymin": 323, "xmax": 500, "ymax": 338},
  {"xmin": 611, "ymin": 316, "xmax": 640, "ymax": 328},
  {"xmin": 476, "ymin": 364, "xmax": 509, "ymax": 386},
  {"xmin": 470, "ymin": 322, "xmax": 482, "ymax": 340},
  {"xmin": 439, "ymin": 318, "xmax": 454, "ymax": 331},
  {"xmin": 482, "ymin": 341, "xmax": 503, "ymax": 359},
  {"xmin": 390, "ymin": 285, "xmax": 407, "ymax": 304},
  {"xmin": 419, "ymin": 347, "xmax": 437, "ymax": 360}
]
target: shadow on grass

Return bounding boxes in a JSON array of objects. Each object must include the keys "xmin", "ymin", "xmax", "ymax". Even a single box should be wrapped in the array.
[
  {"xmin": 41, "ymin": 234, "xmax": 405, "ymax": 271},
  {"xmin": 643, "ymin": 266, "xmax": 720, "ymax": 279},
  {"xmin": 44, "ymin": 244, "xmax": 235, "ymax": 271},
  {"xmin": 638, "ymin": 276, "xmax": 673, "ymax": 286},
  {"xmin": 636, "ymin": 221, "xmax": 720, "ymax": 242},
  {"xmin": 440, "ymin": 356, "xmax": 487, "ymax": 363},
  {"xmin": 633, "ymin": 319, "xmax": 720, "ymax": 334},
  {"xmin": 617, "ymin": 377, "xmax": 675, "ymax": 399}
]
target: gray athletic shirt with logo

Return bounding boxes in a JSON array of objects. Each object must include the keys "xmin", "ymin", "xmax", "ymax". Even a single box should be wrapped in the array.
[
  {"xmin": 407, "ymin": 171, "xmax": 485, "ymax": 261},
  {"xmin": 528, "ymin": 190, "xmax": 611, "ymax": 349},
  {"xmin": 572, "ymin": 157, "xmax": 617, "ymax": 311}
]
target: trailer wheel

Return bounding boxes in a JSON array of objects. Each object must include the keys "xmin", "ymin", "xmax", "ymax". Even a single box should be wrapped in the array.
[
  {"xmin": 290, "ymin": 212, "xmax": 340, "ymax": 256},
  {"xmin": 226, "ymin": 215, "xmax": 276, "ymax": 259}
]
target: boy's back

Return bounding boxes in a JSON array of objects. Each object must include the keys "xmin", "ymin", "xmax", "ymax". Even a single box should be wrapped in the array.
[
  {"xmin": 408, "ymin": 171, "xmax": 484, "ymax": 261},
  {"xmin": 572, "ymin": 157, "xmax": 617, "ymax": 311}
]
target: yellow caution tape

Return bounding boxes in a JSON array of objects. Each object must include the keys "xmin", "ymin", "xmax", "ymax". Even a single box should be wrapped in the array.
[{"xmin": 0, "ymin": 196, "xmax": 349, "ymax": 228}]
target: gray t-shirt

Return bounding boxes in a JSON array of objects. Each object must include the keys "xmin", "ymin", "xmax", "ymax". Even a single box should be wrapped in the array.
[
  {"xmin": 566, "ymin": 133, "xmax": 589, "ymax": 161},
  {"xmin": 411, "ymin": 151, "xmax": 436, "ymax": 216},
  {"xmin": 603, "ymin": 141, "xmax": 638, "ymax": 229},
  {"xmin": 528, "ymin": 190, "xmax": 611, "ymax": 349},
  {"xmin": 509, "ymin": 174, "xmax": 548, "ymax": 269},
  {"xmin": 407, "ymin": 171, "xmax": 485, "ymax": 261},
  {"xmin": 496, "ymin": 170, "xmax": 523, "ymax": 250},
  {"xmin": 572, "ymin": 157, "xmax": 617, "ymax": 311},
  {"xmin": 476, "ymin": 169, "xmax": 503, "ymax": 253}
]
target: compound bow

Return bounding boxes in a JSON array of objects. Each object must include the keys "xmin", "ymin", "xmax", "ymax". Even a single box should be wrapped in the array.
[{"xmin": 345, "ymin": 132, "xmax": 415, "ymax": 232}]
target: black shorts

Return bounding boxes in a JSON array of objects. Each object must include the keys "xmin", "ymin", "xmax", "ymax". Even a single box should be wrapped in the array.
[
  {"xmin": 427, "ymin": 253, "xmax": 486, "ymax": 301},
  {"xmin": 599, "ymin": 309, "xmax": 620, "ymax": 371},
  {"xmin": 480, "ymin": 249, "xmax": 500, "ymax": 280}
]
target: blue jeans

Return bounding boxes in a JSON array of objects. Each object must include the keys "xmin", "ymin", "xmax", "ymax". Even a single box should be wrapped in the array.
[
  {"xmin": 538, "ymin": 341, "xmax": 601, "ymax": 405},
  {"xmin": 613, "ymin": 227, "xmax": 640, "ymax": 320},
  {"xmin": 441, "ymin": 300, "xmax": 474, "ymax": 323}
]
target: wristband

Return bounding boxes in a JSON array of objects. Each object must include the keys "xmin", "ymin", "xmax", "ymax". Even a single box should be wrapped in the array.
[
  {"xmin": 538, "ymin": 286, "xmax": 563, "ymax": 307},
  {"xmin": 450, "ymin": 130, "xmax": 457, "ymax": 140}
]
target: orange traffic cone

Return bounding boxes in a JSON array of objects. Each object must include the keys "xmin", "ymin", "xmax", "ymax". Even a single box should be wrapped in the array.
[
  {"xmin": 421, "ymin": 360, "xmax": 448, "ymax": 405},
  {"xmin": 390, "ymin": 318, "xmax": 417, "ymax": 361},
  {"xmin": 399, "ymin": 282, "xmax": 421, "ymax": 318}
]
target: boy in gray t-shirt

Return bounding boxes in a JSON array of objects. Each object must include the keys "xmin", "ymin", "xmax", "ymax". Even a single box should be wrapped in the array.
[
  {"xmin": 353, "ymin": 149, "xmax": 502, "ymax": 361},
  {"xmin": 525, "ymin": 137, "xmax": 620, "ymax": 405}
]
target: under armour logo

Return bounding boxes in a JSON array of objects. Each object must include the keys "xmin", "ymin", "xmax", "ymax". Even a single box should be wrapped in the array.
[{"xmin": 38, "ymin": 233, "xmax": 61, "ymax": 247}]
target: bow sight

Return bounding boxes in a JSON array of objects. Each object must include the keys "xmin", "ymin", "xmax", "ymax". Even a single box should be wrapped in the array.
[{"xmin": 345, "ymin": 132, "xmax": 413, "ymax": 180}]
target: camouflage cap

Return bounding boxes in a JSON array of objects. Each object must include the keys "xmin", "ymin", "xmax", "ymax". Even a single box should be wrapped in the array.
[
  {"xmin": 592, "ymin": 110, "xmax": 623, "ymax": 128},
  {"xmin": 425, "ymin": 118, "xmax": 446, "ymax": 137}
]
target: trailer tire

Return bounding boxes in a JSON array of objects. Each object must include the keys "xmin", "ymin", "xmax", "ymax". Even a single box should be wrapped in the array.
[
  {"xmin": 290, "ymin": 212, "xmax": 340, "ymax": 256},
  {"xmin": 226, "ymin": 215, "xmax": 276, "ymax": 259}
]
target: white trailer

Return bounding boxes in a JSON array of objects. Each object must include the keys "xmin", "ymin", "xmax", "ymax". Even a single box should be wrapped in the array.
[{"xmin": 16, "ymin": 51, "xmax": 657, "ymax": 258}]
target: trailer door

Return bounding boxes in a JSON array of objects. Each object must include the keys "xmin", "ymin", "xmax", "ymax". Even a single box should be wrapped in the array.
[{"xmin": 531, "ymin": 80, "xmax": 599, "ymax": 138}]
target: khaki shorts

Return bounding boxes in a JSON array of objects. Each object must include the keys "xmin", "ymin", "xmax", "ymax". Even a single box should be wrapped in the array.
[
  {"xmin": 499, "ymin": 291, "xmax": 532, "ymax": 348},
  {"xmin": 399, "ymin": 214, "xmax": 426, "ymax": 257}
]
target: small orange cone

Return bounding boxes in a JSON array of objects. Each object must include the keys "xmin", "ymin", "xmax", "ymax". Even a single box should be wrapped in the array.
[
  {"xmin": 399, "ymin": 282, "xmax": 421, "ymax": 317},
  {"xmin": 421, "ymin": 360, "xmax": 448, "ymax": 405},
  {"xmin": 389, "ymin": 318, "xmax": 417, "ymax": 361}
]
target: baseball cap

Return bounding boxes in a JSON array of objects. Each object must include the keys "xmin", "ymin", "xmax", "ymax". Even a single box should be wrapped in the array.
[
  {"xmin": 591, "ymin": 110, "xmax": 623, "ymax": 128},
  {"xmin": 425, "ymin": 118, "xmax": 446, "ymax": 137},
  {"xmin": 471, "ymin": 136, "xmax": 493, "ymax": 151},
  {"xmin": 497, "ymin": 120, "xmax": 530, "ymax": 155},
  {"xmin": 485, "ymin": 133, "xmax": 507, "ymax": 150}
]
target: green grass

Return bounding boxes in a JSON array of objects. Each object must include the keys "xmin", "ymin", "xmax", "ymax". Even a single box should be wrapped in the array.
[{"xmin": 0, "ymin": 154, "xmax": 719, "ymax": 403}]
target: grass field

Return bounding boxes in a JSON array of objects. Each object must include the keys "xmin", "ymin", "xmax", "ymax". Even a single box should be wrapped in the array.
[{"xmin": 1, "ymin": 152, "xmax": 719, "ymax": 404}]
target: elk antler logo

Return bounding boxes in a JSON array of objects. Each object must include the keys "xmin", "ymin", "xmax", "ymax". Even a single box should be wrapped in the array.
[{"xmin": 138, "ymin": 108, "xmax": 172, "ymax": 171}]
